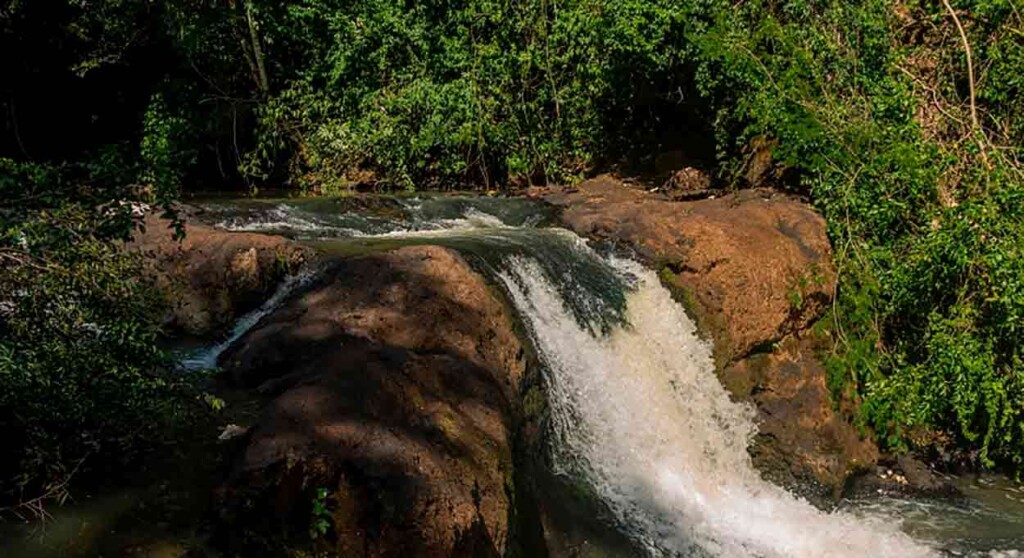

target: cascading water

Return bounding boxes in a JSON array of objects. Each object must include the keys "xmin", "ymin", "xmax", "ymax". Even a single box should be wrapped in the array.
[
  {"xmin": 178, "ymin": 266, "xmax": 319, "ymax": 371},
  {"xmin": 498, "ymin": 254, "xmax": 934, "ymax": 557},
  {"xmin": 191, "ymin": 195, "xmax": 1024, "ymax": 557}
]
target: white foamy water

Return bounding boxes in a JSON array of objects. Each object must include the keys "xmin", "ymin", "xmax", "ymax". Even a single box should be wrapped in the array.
[
  {"xmin": 214, "ymin": 203, "xmax": 509, "ymax": 239},
  {"xmin": 498, "ymin": 254, "xmax": 937, "ymax": 558},
  {"xmin": 215, "ymin": 205, "xmax": 365, "ymax": 236},
  {"xmin": 370, "ymin": 207, "xmax": 511, "ymax": 238},
  {"xmin": 179, "ymin": 266, "xmax": 318, "ymax": 371}
]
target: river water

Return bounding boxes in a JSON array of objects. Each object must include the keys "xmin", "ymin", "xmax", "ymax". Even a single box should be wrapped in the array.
[{"xmin": 185, "ymin": 195, "xmax": 1024, "ymax": 557}]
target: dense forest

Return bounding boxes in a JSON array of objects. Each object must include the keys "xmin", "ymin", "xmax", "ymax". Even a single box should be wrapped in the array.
[{"xmin": 2, "ymin": 0, "xmax": 1024, "ymax": 512}]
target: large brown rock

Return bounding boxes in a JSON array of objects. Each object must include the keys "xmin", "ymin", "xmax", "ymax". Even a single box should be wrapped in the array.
[
  {"xmin": 547, "ymin": 175, "xmax": 873, "ymax": 493},
  {"xmin": 723, "ymin": 336, "xmax": 878, "ymax": 493},
  {"xmin": 548, "ymin": 175, "xmax": 835, "ymax": 365},
  {"xmin": 129, "ymin": 213, "xmax": 313, "ymax": 336},
  {"xmin": 215, "ymin": 246, "xmax": 528, "ymax": 557}
]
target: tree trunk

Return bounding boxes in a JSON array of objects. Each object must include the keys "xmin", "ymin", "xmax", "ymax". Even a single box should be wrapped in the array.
[{"xmin": 244, "ymin": 1, "xmax": 269, "ymax": 97}]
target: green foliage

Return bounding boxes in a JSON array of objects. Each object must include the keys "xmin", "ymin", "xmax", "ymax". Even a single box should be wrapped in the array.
[
  {"xmin": 140, "ymin": 92, "xmax": 195, "ymax": 202},
  {"xmin": 4, "ymin": 0, "xmax": 1024, "ymax": 475},
  {"xmin": 679, "ymin": 0, "xmax": 1024, "ymax": 469},
  {"xmin": 223, "ymin": 0, "xmax": 711, "ymax": 190},
  {"xmin": 0, "ymin": 206, "xmax": 192, "ymax": 501},
  {"xmin": 309, "ymin": 487, "xmax": 332, "ymax": 540},
  {"xmin": 0, "ymin": 162, "xmax": 194, "ymax": 504}
]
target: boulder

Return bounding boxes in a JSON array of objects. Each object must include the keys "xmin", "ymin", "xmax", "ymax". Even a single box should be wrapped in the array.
[
  {"xmin": 547, "ymin": 175, "xmax": 835, "ymax": 365},
  {"xmin": 547, "ymin": 175, "xmax": 874, "ymax": 494},
  {"xmin": 663, "ymin": 166, "xmax": 712, "ymax": 197},
  {"xmin": 723, "ymin": 336, "xmax": 878, "ymax": 493},
  {"xmin": 129, "ymin": 212, "xmax": 313, "ymax": 336},
  {"xmin": 214, "ymin": 246, "xmax": 529, "ymax": 557}
]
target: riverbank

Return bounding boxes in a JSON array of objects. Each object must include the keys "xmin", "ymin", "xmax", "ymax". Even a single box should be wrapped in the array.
[
  {"xmin": 10, "ymin": 190, "xmax": 1024, "ymax": 556},
  {"xmin": 5, "ymin": 187, "xmax": 1024, "ymax": 556}
]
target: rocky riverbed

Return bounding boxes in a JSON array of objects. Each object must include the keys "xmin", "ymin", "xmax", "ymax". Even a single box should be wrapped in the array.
[{"xmin": 9, "ymin": 178, "xmax": 1022, "ymax": 557}]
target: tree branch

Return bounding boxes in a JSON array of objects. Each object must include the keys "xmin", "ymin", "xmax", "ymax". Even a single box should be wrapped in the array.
[
  {"xmin": 941, "ymin": 0, "xmax": 991, "ymax": 167},
  {"xmin": 941, "ymin": 0, "xmax": 978, "ymax": 131},
  {"xmin": 244, "ymin": 1, "xmax": 270, "ymax": 96}
]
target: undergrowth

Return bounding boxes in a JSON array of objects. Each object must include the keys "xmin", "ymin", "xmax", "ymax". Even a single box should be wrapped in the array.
[
  {"xmin": 694, "ymin": 0, "xmax": 1024, "ymax": 471},
  {"xmin": 0, "ymin": 160, "xmax": 195, "ymax": 511}
]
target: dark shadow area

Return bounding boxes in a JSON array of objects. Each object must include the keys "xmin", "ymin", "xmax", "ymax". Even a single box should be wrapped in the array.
[
  {"xmin": 594, "ymin": 60, "xmax": 721, "ymax": 183},
  {"xmin": 210, "ymin": 247, "xmax": 539, "ymax": 557}
]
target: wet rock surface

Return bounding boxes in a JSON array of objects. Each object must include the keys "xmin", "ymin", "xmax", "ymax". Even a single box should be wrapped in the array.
[
  {"xmin": 724, "ymin": 336, "xmax": 879, "ymax": 494},
  {"xmin": 547, "ymin": 175, "xmax": 883, "ymax": 493},
  {"xmin": 129, "ymin": 212, "xmax": 313, "ymax": 336},
  {"xmin": 214, "ymin": 246, "xmax": 530, "ymax": 557}
]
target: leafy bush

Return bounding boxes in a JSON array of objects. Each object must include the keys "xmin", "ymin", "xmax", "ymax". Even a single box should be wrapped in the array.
[
  {"xmin": 221, "ymin": 0, "xmax": 712, "ymax": 189},
  {"xmin": 674, "ymin": 0, "xmax": 1024, "ymax": 469},
  {"xmin": 0, "ymin": 161, "xmax": 192, "ymax": 506}
]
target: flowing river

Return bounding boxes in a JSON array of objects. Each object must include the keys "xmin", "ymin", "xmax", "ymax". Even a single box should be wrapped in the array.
[{"xmin": 185, "ymin": 194, "xmax": 1024, "ymax": 557}]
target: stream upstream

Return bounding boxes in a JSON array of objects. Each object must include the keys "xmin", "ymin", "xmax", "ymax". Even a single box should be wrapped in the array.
[{"xmin": 185, "ymin": 195, "xmax": 1024, "ymax": 557}]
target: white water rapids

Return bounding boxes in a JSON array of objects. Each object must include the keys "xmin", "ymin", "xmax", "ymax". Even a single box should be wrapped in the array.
[{"xmin": 499, "ymin": 254, "xmax": 936, "ymax": 557}]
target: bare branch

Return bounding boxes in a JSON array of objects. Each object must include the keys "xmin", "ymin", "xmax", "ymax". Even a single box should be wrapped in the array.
[{"xmin": 940, "ymin": 0, "xmax": 979, "ymax": 131}]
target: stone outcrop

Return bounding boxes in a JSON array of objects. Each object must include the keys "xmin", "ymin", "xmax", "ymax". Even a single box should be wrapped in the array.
[
  {"xmin": 214, "ymin": 246, "xmax": 530, "ymax": 557},
  {"xmin": 547, "ymin": 175, "xmax": 874, "ymax": 493},
  {"xmin": 548, "ymin": 174, "xmax": 835, "ymax": 365},
  {"xmin": 723, "ymin": 336, "xmax": 878, "ymax": 493},
  {"xmin": 129, "ymin": 212, "xmax": 313, "ymax": 336}
]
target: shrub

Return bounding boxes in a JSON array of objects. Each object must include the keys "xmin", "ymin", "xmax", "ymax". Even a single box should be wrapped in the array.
[
  {"xmin": 679, "ymin": 0, "xmax": 1024, "ymax": 469},
  {"xmin": 0, "ymin": 161, "xmax": 192, "ymax": 507}
]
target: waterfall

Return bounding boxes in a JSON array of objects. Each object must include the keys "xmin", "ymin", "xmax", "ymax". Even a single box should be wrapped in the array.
[
  {"xmin": 497, "ymin": 253, "xmax": 936, "ymax": 558},
  {"xmin": 178, "ymin": 266, "xmax": 318, "ymax": 371},
  {"xmin": 196, "ymin": 197, "xmax": 1024, "ymax": 555}
]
